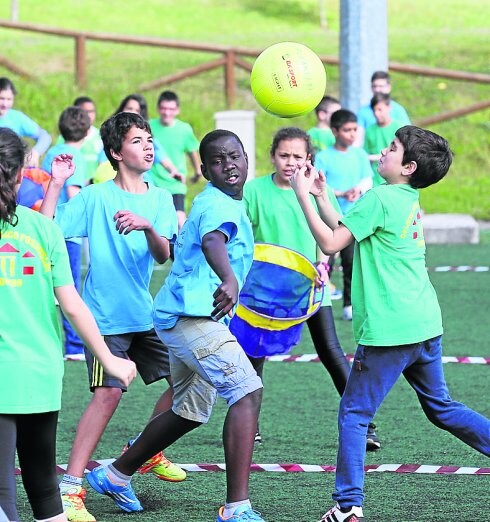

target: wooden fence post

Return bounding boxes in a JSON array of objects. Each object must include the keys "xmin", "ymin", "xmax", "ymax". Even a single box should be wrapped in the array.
[
  {"xmin": 75, "ymin": 35, "xmax": 86, "ymax": 89},
  {"xmin": 225, "ymin": 50, "xmax": 235, "ymax": 108}
]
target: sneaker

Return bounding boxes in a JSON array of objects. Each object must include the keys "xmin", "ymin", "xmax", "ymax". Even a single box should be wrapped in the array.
[
  {"xmin": 366, "ymin": 422, "xmax": 381, "ymax": 451},
  {"xmin": 137, "ymin": 451, "xmax": 187, "ymax": 482},
  {"xmin": 254, "ymin": 431, "xmax": 263, "ymax": 447},
  {"xmin": 319, "ymin": 504, "xmax": 364, "ymax": 521},
  {"xmin": 64, "ymin": 353, "xmax": 86, "ymax": 362},
  {"xmin": 86, "ymin": 465, "xmax": 142, "ymax": 513},
  {"xmin": 216, "ymin": 505, "xmax": 265, "ymax": 521},
  {"xmin": 330, "ymin": 288, "xmax": 343, "ymax": 300},
  {"xmin": 61, "ymin": 487, "xmax": 96, "ymax": 522},
  {"xmin": 343, "ymin": 305, "xmax": 352, "ymax": 321}
]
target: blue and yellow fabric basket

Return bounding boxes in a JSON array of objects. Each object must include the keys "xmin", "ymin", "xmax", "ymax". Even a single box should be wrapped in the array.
[{"xmin": 230, "ymin": 243, "xmax": 323, "ymax": 358}]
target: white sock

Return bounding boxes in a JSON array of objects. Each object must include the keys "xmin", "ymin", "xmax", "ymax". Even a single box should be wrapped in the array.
[
  {"xmin": 107, "ymin": 463, "xmax": 131, "ymax": 485},
  {"xmin": 59, "ymin": 474, "xmax": 83, "ymax": 493},
  {"xmin": 223, "ymin": 499, "xmax": 251, "ymax": 518}
]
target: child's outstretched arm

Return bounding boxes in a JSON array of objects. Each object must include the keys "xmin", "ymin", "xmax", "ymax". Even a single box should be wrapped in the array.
[
  {"xmin": 39, "ymin": 154, "xmax": 75, "ymax": 219},
  {"xmin": 113, "ymin": 210, "xmax": 171, "ymax": 264},
  {"xmin": 201, "ymin": 230, "xmax": 238, "ymax": 321},
  {"xmin": 55, "ymin": 285, "xmax": 137, "ymax": 387},
  {"xmin": 291, "ymin": 162, "xmax": 354, "ymax": 255}
]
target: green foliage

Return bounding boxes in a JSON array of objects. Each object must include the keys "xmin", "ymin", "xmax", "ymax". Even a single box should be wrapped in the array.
[{"xmin": 0, "ymin": 0, "xmax": 488, "ymax": 219}]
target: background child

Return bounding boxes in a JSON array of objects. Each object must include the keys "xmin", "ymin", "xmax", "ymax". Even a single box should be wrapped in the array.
[
  {"xmin": 291, "ymin": 125, "xmax": 490, "ymax": 522},
  {"xmin": 40, "ymin": 112, "xmax": 184, "ymax": 522},
  {"xmin": 85, "ymin": 129, "xmax": 266, "ymax": 522},
  {"xmin": 355, "ymin": 70, "xmax": 410, "ymax": 146},
  {"xmin": 42, "ymin": 106, "xmax": 90, "ymax": 361},
  {"xmin": 307, "ymin": 96, "xmax": 341, "ymax": 154},
  {"xmin": 243, "ymin": 126, "xmax": 379, "ymax": 450},
  {"xmin": 0, "ymin": 77, "xmax": 52, "ymax": 166},
  {"xmin": 149, "ymin": 90, "xmax": 202, "ymax": 228},
  {"xmin": 314, "ymin": 110, "xmax": 372, "ymax": 321},
  {"xmin": 0, "ymin": 128, "xmax": 136, "ymax": 522},
  {"xmin": 364, "ymin": 93, "xmax": 404, "ymax": 186}
]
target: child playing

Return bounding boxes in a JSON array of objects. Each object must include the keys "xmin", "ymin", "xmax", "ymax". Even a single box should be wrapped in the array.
[
  {"xmin": 314, "ymin": 110, "xmax": 372, "ymax": 321},
  {"xmin": 42, "ymin": 106, "xmax": 91, "ymax": 361},
  {"xmin": 243, "ymin": 126, "xmax": 379, "ymax": 450},
  {"xmin": 290, "ymin": 125, "xmax": 490, "ymax": 521},
  {"xmin": 85, "ymin": 129, "xmax": 266, "ymax": 522},
  {"xmin": 307, "ymin": 96, "xmax": 341, "ymax": 154},
  {"xmin": 40, "ymin": 112, "xmax": 185, "ymax": 522},
  {"xmin": 0, "ymin": 128, "xmax": 136, "ymax": 522},
  {"xmin": 364, "ymin": 93, "xmax": 403, "ymax": 186},
  {"xmin": 149, "ymin": 90, "xmax": 202, "ymax": 228},
  {"xmin": 0, "ymin": 77, "xmax": 52, "ymax": 166}
]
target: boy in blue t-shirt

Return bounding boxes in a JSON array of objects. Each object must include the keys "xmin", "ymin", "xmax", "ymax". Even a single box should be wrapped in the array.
[
  {"xmin": 86, "ymin": 130, "xmax": 266, "ymax": 522},
  {"xmin": 40, "ymin": 112, "xmax": 185, "ymax": 522},
  {"xmin": 42, "ymin": 106, "xmax": 90, "ymax": 361},
  {"xmin": 292, "ymin": 126, "xmax": 490, "ymax": 522},
  {"xmin": 314, "ymin": 109, "xmax": 372, "ymax": 321}
]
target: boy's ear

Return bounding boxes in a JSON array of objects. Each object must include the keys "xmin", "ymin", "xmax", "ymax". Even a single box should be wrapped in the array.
[
  {"xmin": 110, "ymin": 148, "xmax": 122, "ymax": 162},
  {"xmin": 401, "ymin": 160, "xmax": 417, "ymax": 177},
  {"xmin": 201, "ymin": 163, "xmax": 210, "ymax": 181}
]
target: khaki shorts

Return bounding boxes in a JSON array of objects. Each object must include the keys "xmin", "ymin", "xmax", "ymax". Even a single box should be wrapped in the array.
[{"xmin": 156, "ymin": 317, "xmax": 263, "ymax": 423}]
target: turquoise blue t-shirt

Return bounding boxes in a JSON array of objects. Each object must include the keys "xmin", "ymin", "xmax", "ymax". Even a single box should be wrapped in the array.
[
  {"xmin": 314, "ymin": 146, "xmax": 372, "ymax": 214},
  {"xmin": 42, "ymin": 143, "xmax": 87, "ymax": 206},
  {"xmin": 0, "ymin": 109, "xmax": 51, "ymax": 154},
  {"xmin": 153, "ymin": 183, "xmax": 254, "ymax": 329},
  {"xmin": 357, "ymin": 100, "xmax": 410, "ymax": 130},
  {"xmin": 55, "ymin": 180, "xmax": 178, "ymax": 334}
]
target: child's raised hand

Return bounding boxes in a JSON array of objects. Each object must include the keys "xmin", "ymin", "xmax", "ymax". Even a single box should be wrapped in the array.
[
  {"xmin": 51, "ymin": 154, "xmax": 75, "ymax": 182},
  {"xmin": 114, "ymin": 210, "xmax": 150, "ymax": 235},
  {"xmin": 211, "ymin": 277, "xmax": 239, "ymax": 321},
  {"xmin": 309, "ymin": 168, "xmax": 327, "ymax": 198},
  {"xmin": 289, "ymin": 160, "xmax": 317, "ymax": 198}
]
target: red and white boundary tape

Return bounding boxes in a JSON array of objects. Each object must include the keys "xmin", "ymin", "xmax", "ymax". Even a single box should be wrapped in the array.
[
  {"xmin": 428, "ymin": 266, "xmax": 489, "ymax": 272},
  {"xmin": 14, "ymin": 460, "xmax": 490, "ymax": 476},
  {"xmin": 266, "ymin": 354, "xmax": 490, "ymax": 364}
]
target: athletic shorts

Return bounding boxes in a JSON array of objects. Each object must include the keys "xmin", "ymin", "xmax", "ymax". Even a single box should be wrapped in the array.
[
  {"xmin": 172, "ymin": 193, "xmax": 185, "ymax": 212},
  {"xmin": 156, "ymin": 317, "xmax": 263, "ymax": 423},
  {"xmin": 85, "ymin": 329, "xmax": 171, "ymax": 391}
]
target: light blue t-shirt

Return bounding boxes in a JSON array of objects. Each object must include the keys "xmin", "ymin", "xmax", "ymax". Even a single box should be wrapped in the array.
[
  {"xmin": 153, "ymin": 183, "xmax": 254, "ymax": 329},
  {"xmin": 55, "ymin": 180, "xmax": 177, "ymax": 335},
  {"xmin": 357, "ymin": 100, "xmax": 410, "ymax": 130},
  {"xmin": 314, "ymin": 146, "xmax": 372, "ymax": 214},
  {"xmin": 42, "ymin": 143, "xmax": 87, "ymax": 206},
  {"xmin": 0, "ymin": 109, "xmax": 51, "ymax": 154}
]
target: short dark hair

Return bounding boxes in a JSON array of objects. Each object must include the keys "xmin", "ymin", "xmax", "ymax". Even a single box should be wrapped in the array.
[
  {"xmin": 73, "ymin": 96, "xmax": 94, "ymax": 106},
  {"xmin": 114, "ymin": 94, "xmax": 149, "ymax": 121},
  {"xmin": 270, "ymin": 127, "xmax": 315, "ymax": 161},
  {"xmin": 157, "ymin": 90, "xmax": 179, "ymax": 106},
  {"xmin": 370, "ymin": 92, "xmax": 391, "ymax": 109},
  {"xmin": 58, "ymin": 106, "xmax": 91, "ymax": 142},
  {"xmin": 395, "ymin": 126, "xmax": 453, "ymax": 189},
  {"xmin": 330, "ymin": 109, "xmax": 357, "ymax": 130},
  {"xmin": 314, "ymin": 95, "xmax": 340, "ymax": 116},
  {"xmin": 100, "ymin": 112, "xmax": 152, "ymax": 171},
  {"xmin": 0, "ymin": 128, "xmax": 26, "ymax": 228},
  {"xmin": 0, "ymin": 77, "xmax": 17, "ymax": 95},
  {"xmin": 199, "ymin": 129, "xmax": 244, "ymax": 164},
  {"xmin": 371, "ymin": 71, "xmax": 391, "ymax": 83}
]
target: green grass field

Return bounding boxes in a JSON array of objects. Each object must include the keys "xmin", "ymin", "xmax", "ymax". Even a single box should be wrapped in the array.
[
  {"xmin": 14, "ymin": 232, "xmax": 490, "ymax": 521},
  {"xmin": 0, "ymin": 0, "xmax": 489, "ymax": 218}
]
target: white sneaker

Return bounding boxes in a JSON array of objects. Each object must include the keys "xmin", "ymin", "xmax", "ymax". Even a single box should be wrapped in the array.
[
  {"xmin": 319, "ymin": 504, "xmax": 363, "ymax": 521},
  {"xmin": 343, "ymin": 305, "xmax": 352, "ymax": 321},
  {"xmin": 64, "ymin": 353, "xmax": 86, "ymax": 362}
]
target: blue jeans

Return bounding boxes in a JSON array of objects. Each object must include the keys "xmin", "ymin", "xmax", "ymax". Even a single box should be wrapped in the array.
[
  {"xmin": 61, "ymin": 241, "xmax": 84, "ymax": 355},
  {"xmin": 333, "ymin": 336, "xmax": 490, "ymax": 508}
]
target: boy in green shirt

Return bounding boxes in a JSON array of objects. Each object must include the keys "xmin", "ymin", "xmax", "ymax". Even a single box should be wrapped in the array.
[
  {"xmin": 291, "ymin": 125, "xmax": 490, "ymax": 521},
  {"xmin": 307, "ymin": 95, "xmax": 341, "ymax": 154}
]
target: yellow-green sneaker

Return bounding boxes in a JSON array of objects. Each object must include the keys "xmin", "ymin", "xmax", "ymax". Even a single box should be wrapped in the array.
[
  {"xmin": 137, "ymin": 451, "xmax": 186, "ymax": 482},
  {"xmin": 61, "ymin": 486, "xmax": 96, "ymax": 522}
]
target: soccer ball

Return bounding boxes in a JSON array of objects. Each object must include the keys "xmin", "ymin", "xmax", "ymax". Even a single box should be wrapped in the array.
[{"xmin": 250, "ymin": 42, "xmax": 327, "ymax": 118}]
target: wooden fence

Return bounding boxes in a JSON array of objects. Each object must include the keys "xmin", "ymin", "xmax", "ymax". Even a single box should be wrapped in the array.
[{"xmin": 0, "ymin": 20, "xmax": 489, "ymax": 126}]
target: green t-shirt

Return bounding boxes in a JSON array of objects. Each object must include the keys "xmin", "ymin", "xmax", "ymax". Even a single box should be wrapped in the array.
[
  {"xmin": 243, "ymin": 174, "xmax": 341, "ymax": 306},
  {"xmin": 307, "ymin": 126, "xmax": 335, "ymax": 153},
  {"xmin": 342, "ymin": 183, "xmax": 443, "ymax": 346},
  {"xmin": 0, "ymin": 206, "xmax": 73, "ymax": 413},
  {"xmin": 364, "ymin": 120, "xmax": 402, "ymax": 186},
  {"xmin": 149, "ymin": 118, "xmax": 200, "ymax": 195}
]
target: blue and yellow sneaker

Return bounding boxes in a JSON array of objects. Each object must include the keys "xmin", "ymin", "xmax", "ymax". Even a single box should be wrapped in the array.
[
  {"xmin": 86, "ymin": 465, "xmax": 143, "ymax": 513},
  {"xmin": 216, "ymin": 505, "xmax": 266, "ymax": 521}
]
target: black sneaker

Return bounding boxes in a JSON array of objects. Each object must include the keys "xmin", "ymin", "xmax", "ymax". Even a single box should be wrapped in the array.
[
  {"xmin": 254, "ymin": 431, "xmax": 263, "ymax": 446},
  {"xmin": 366, "ymin": 422, "xmax": 381, "ymax": 451}
]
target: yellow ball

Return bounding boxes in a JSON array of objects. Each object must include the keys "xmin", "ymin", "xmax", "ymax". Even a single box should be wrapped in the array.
[{"xmin": 251, "ymin": 42, "xmax": 327, "ymax": 118}]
